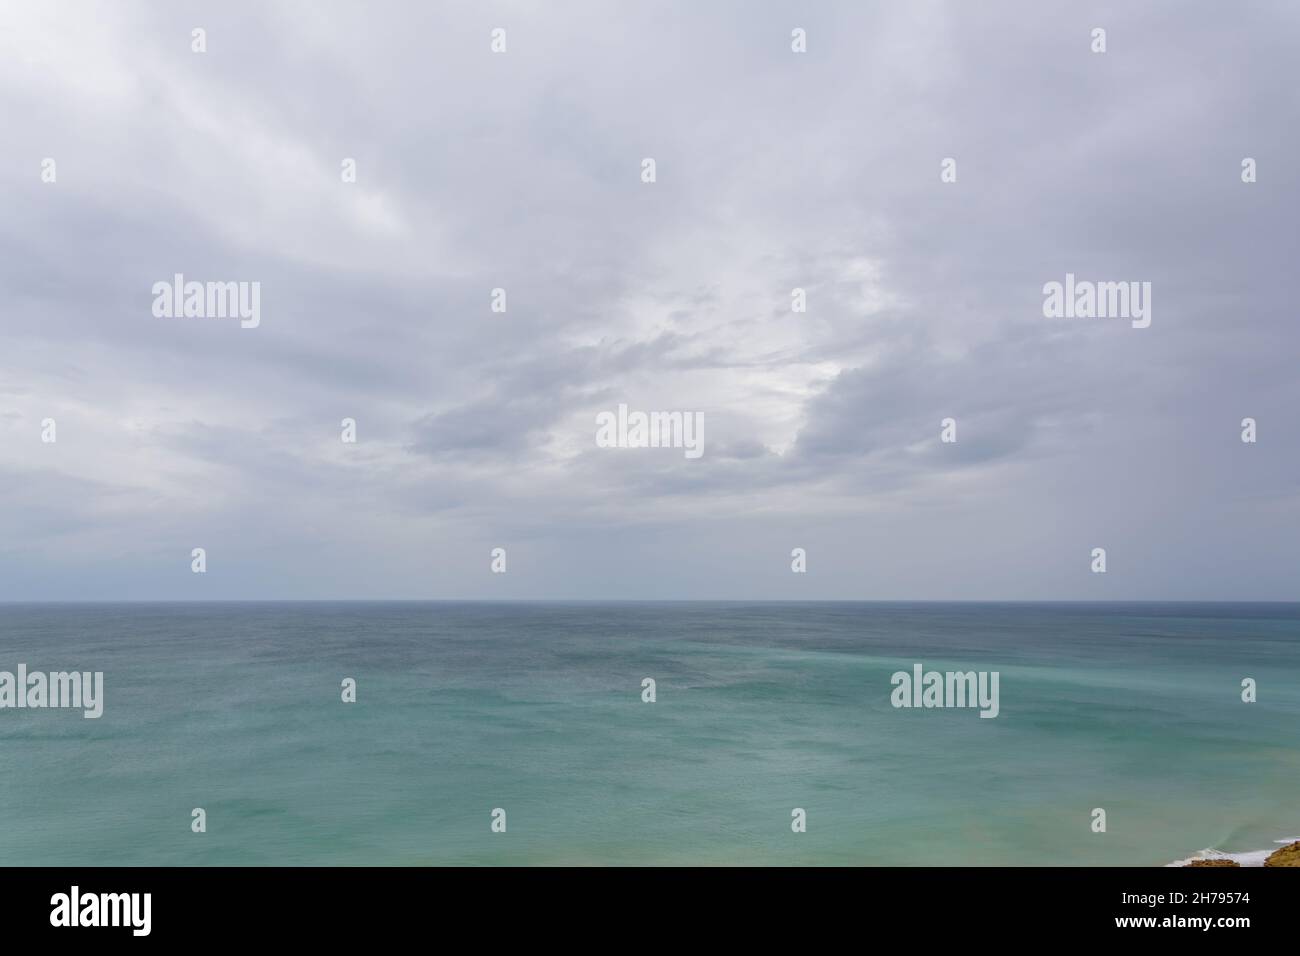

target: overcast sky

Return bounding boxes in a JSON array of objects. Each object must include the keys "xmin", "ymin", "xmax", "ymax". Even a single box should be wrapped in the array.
[{"xmin": 1, "ymin": 1, "xmax": 1297, "ymax": 600}]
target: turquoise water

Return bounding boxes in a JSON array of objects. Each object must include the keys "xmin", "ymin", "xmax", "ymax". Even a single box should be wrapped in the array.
[{"xmin": 0, "ymin": 602, "xmax": 1296, "ymax": 866}]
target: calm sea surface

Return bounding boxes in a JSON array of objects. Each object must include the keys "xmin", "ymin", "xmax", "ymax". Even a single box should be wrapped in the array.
[{"xmin": 0, "ymin": 602, "xmax": 1296, "ymax": 865}]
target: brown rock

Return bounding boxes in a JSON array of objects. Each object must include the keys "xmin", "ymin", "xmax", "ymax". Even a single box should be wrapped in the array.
[
  {"xmin": 1264, "ymin": 841, "xmax": 1300, "ymax": 867},
  {"xmin": 1185, "ymin": 858, "xmax": 1240, "ymax": 867}
]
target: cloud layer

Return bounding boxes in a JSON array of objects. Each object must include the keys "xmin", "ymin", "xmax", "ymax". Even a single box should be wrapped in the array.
[{"xmin": 2, "ymin": 1, "xmax": 1298, "ymax": 599}]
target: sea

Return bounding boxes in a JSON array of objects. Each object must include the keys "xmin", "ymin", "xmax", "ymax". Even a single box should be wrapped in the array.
[{"xmin": 0, "ymin": 601, "xmax": 1296, "ymax": 866}]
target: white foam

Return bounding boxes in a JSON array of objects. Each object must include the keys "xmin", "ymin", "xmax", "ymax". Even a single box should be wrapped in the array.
[{"xmin": 1167, "ymin": 838, "xmax": 1300, "ymax": 868}]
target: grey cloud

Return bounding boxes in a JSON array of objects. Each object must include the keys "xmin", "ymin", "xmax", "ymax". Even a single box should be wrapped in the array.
[{"xmin": 2, "ymin": 1, "xmax": 1298, "ymax": 599}]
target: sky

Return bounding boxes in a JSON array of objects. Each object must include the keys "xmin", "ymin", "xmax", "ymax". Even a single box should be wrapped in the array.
[{"xmin": 1, "ymin": 0, "xmax": 1298, "ymax": 601}]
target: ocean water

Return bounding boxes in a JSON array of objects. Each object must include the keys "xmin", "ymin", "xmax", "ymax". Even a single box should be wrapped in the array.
[{"xmin": 0, "ymin": 601, "xmax": 1296, "ymax": 866}]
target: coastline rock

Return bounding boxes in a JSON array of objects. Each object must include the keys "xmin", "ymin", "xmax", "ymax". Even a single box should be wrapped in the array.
[
  {"xmin": 1264, "ymin": 841, "xmax": 1300, "ymax": 867},
  {"xmin": 1185, "ymin": 859, "xmax": 1240, "ymax": 867}
]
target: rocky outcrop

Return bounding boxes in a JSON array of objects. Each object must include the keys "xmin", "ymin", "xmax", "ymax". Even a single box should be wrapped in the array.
[
  {"xmin": 1185, "ymin": 858, "xmax": 1240, "ymax": 867},
  {"xmin": 1263, "ymin": 841, "xmax": 1300, "ymax": 867}
]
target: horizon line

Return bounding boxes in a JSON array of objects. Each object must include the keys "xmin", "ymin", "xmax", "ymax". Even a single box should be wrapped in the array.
[{"xmin": 2, "ymin": 598, "xmax": 1299, "ymax": 606}]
